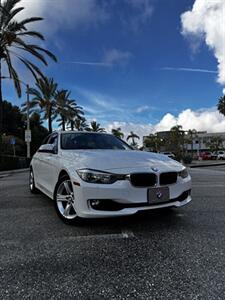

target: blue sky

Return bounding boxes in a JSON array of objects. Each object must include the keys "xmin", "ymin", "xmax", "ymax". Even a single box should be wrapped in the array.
[{"xmin": 3, "ymin": 0, "xmax": 225, "ymax": 137}]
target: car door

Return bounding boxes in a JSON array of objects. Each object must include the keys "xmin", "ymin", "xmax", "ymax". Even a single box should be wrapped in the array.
[
  {"xmin": 40, "ymin": 133, "xmax": 60, "ymax": 196},
  {"xmin": 32, "ymin": 134, "xmax": 51, "ymax": 189}
]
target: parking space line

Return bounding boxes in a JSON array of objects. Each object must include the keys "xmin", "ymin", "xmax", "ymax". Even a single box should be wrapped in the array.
[
  {"xmin": 192, "ymin": 184, "xmax": 225, "ymax": 187},
  {"xmin": 121, "ymin": 229, "xmax": 135, "ymax": 238},
  {"xmin": 0, "ymin": 231, "xmax": 136, "ymax": 247},
  {"xmin": 62, "ymin": 233, "xmax": 131, "ymax": 241}
]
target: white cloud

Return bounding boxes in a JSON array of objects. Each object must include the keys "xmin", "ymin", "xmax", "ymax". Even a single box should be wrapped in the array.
[
  {"xmin": 106, "ymin": 121, "xmax": 153, "ymax": 144},
  {"xmin": 102, "ymin": 49, "xmax": 133, "ymax": 66},
  {"xmin": 123, "ymin": 0, "xmax": 154, "ymax": 32},
  {"xmin": 105, "ymin": 107, "xmax": 225, "ymax": 145},
  {"xmin": 153, "ymin": 108, "xmax": 225, "ymax": 133},
  {"xmin": 181, "ymin": 0, "xmax": 225, "ymax": 85},
  {"xmin": 17, "ymin": 0, "xmax": 153, "ymax": 36},
  {"xmin": 223, "ymin": 88, "xmax": 225, "ymax": 95},
  {"xmin": 17, "ymin": 0, "xmax": 108, "ymax": 35},
  {"xmin": 66, "ymin": 49, "xmax": 133, "ymax": 67},
  {"xmin": 136, "ymin": 105, "xmax": 150, "ymax": 113},
  {"xmin": 76, "ymin": 87, "xmax": 124, "ymax": 113},
  {"xmin": 127, "ymin": 0, "xmax": 153, "ymax": 20}
]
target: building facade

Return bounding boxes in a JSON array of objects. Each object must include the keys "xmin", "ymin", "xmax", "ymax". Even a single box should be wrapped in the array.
[{"xmin": 143, "ymin": 131, "xmax": 225, "ymax": 153}]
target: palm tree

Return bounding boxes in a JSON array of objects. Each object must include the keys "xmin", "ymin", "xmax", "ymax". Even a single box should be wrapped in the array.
[
  {"xmin": 206, "ymin": 136, "xmax": 223, "ymax": 152},
  {"xmin": 218, "ymin": 95, "xmax": 225, "ymax": 117},
  {"xmin": 0, "ymin": 0, "xmax": 57, "ymax": 135},
  {"xmin": 144, "ymin": 133, "xmax": 164, "ymax": 152},
  {"xmin": 87, "ymin": 121, "xmax": 106, "ymax": 132},
  {"xmin": 67, "ymin": 102, "xmax": 84, "ymax": 131},
  {"xmin": 126, "ymin": 131, "xmax": 140, "ymax": 146},
  {"xmin": 169, "ymin": 125, "xmax": 185, "ymax": 157},
  {"xmin": 55, "ymin": 90, "xmax": 83, "ymax": 131},
  {"xmin": 111, "ymin": 127, "xmax": 124, "ymax": 139},
  {"xmin": 71, "ymin": 116, "xmax": 87, "ymax": 131},
  {"xmin": 55, "ymin": 90, "xmax": 70, "ymax": 131},
  {"xmin": 22, "ymin": 77, "xmax": 58, "ymax": 133},
  {"xmin": 187, "ymin": 129, "xmax": 197, "ymax": 156}
]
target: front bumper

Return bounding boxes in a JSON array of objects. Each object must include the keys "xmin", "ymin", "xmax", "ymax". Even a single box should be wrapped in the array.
[{"xmin": 71, "ymin": 174, "xmax": 192, "ymax": 218}]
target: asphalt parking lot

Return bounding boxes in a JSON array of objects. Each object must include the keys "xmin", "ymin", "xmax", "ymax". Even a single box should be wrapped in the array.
[{"xmin": 0, "ymin": 167, "xmax": 225, "ymax": 299}]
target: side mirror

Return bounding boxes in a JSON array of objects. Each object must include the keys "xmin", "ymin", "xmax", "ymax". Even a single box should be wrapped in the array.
[{"xmin": 38, "ymin": 144, "xmax": 57, "ymax": 154}]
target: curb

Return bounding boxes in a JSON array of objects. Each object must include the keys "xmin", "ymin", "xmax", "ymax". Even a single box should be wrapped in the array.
[
  {"xmin": 0, "ymin": 168, "xmax": 29, "ymax": 176},
  {"xmin": 188, "ymin": 162, "xmax": 225, "ymax": 168}
]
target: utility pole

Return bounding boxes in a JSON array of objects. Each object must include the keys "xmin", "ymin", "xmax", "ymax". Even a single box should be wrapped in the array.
[
  {"xmin": 0, "ymin": 0, "xmax": 2, "ymax": 156},
  {"xmin": 26, "ymin": 84, "xmax": 31, "ymax": 159}
]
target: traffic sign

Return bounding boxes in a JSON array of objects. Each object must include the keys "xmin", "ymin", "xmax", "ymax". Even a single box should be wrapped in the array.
[
  {"xmin": 10, "ymin": 137, "xmax": 16, "ymax": 145},
  {"xmin": 25, "ymin": 130, "xmax": 32, "ymax": 142}
]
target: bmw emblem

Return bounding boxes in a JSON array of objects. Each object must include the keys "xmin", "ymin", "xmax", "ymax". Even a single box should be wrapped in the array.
[
  {"xmin": 151, "ymin": 167, "xmax": 158, "ymax": 172},
  {"xmin": 156, "ymin": 191, "xmax": 163, "ymax": 199}
]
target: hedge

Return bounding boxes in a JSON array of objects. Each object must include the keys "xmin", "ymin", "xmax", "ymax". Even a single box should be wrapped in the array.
[{"xmin": 0, "ymin": 156, "xmax": 30, "ymax": 171}]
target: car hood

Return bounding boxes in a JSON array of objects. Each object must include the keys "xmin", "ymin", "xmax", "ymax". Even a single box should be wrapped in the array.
[{"xmin": 62, "ymin": 150, "xmax": 184, "ymax": 173}]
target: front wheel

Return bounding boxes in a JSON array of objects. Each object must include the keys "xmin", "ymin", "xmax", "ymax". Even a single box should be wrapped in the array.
[{"xmin": 54, "ymin": 175, "xmax": 82, "ymax": 225}]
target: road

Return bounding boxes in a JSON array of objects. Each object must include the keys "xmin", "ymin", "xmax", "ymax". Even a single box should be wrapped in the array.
[{"xmin": 0, "ymin": 167, "xmax": 225, "ymax": 299}]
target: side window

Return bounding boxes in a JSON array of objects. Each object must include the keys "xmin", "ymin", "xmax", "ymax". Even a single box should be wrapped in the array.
[
  {"xmin": 48, "ymin": 134, "xmax": 58, "ymax": 153},
  {"xmin": 41, "ymin": 134, "xmax": 51, "ymax": 146}
]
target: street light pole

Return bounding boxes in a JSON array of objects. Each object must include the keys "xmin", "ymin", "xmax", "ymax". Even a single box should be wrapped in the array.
[{"xmin": 26, "ymin": 84, "xmax": 30, "ymax": 159}]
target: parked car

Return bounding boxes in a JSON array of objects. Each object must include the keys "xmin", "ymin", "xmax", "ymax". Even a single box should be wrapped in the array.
[
  {"xmin": 211, "ymin": 151, "xmax": 225, "ymax": 160},
  {"xmin": 198, "ymin": 151, "xmax": 212, "ymax": 160},
  {"xmin": 30, "ymin": 131, "xmax": 192, "ymax": 225},
  {"xmin": 160, "ymin": 152, "xmax": 175, "ymax": 159}
]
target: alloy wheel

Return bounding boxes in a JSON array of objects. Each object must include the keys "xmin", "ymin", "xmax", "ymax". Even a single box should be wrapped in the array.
[
  {"xmin": 56, "ymin": 179, "xmax": 77, "ymax": 220},
  {"xmin": 30, "ymin": 170, "xmax": 34, "ymax": 191}
]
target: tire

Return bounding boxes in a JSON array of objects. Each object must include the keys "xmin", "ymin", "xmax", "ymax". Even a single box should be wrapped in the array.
[
  {"xmin": 29, "ymin": 168, "xmax": 39, "ymax": 194},
  {"xmin": 54, "ymin": 175, "xmax": 82, "ymax": 225}
]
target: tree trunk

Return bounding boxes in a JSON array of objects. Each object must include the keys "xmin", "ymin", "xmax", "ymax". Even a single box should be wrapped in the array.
[
  {"xmin": 0, "ymin": 0, "xmax": 2, "ymax": 137},
  {"xmin": 191, "ymin": 140, "xmax": 193, "ymax": 157},
  {"xmin": 71, "ymin": 121, "xmax": 74, "ymax": 131},
  {"xmin": 48, "ymin": 106, "xmax": 52, "ymax": 133},
  {"xmin": 0, "ymin": 58, "xmax": 3, "ymax": 135},
  {"xmin": 62, "ymin": 115, "xmax": 65, "ymax": 131},
  {"xmin": 0, "ymin": 58, "xmax": 3, "ymax": 155}
]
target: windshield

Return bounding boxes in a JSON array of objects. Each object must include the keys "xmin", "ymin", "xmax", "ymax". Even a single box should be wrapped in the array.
[{"xmin": 61, "ymin": 133, "xmax": 132, "ymax": 150}]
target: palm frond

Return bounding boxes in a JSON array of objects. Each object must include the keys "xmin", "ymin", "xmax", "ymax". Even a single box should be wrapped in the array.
[
  {"xmin": 31, "ymin": 45, "xmax": 57, "ymax": 62},
  {"xmin": 18, "ymin": 17, "xmax": 43, "ymax": 27},
  {"xmin": 17, "ymin": 31, "xmax": 45, "ymax": 40},
  {"xmin": 14, "ymin": 39, "xmax": 48, "ymax": 65},
  {"xmin": 3, "ymin": 0, "xmax": 21, "ymax": 13},
  {"xmin": 2, "ymin": 7, "xmax": 24, "ymax": 28},
  {"xmin": 6, "ymin": 20, "xmax": 26, "ymax": 32},
  {"xmin": 9, "ymin": 49, "xmax": 46, "ymax": 80},
  {"xmin": 4, "ymin": 49, "xmax": 22, "ymax": 97},
  {"xmin": 27, "ymin": 88, "xmax": 43, "ymax": 100}
]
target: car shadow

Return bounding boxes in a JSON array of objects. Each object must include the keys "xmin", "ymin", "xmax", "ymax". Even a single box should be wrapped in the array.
[
  {"xmin": 34, "ymin": 191, "xmax": 190, "ymax": 234},
  {"xmin": 79, "ymin": 208, "xmax": 189, "ymax": 232}
]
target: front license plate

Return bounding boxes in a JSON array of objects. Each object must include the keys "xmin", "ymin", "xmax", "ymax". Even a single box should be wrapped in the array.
[{"xmin": 148, "ymin": 186, "xmax": 169, "ymax": 203}]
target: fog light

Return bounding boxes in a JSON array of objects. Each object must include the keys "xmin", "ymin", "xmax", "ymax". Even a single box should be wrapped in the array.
[{"xmin": 90, "ymin": 199, "xmax": 100, "ymax": 207}]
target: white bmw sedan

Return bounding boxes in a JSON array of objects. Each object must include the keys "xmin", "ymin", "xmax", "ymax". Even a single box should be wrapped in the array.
[{"xmin": 30, "ymin": 131, "xmax": 192, "ymax": 224}]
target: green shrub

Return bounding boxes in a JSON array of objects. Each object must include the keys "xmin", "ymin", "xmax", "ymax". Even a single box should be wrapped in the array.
[
  {"xmin": 182, "ymin": 155, "xmax": 193, "ymax": 164},
  {"xmin": 0, "ymin": 156, "xmax": 30, "ymax": 171}
]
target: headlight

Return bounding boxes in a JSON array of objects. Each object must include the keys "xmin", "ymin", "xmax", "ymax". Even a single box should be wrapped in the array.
[
  {"xmin": 178, "ymin": 168, "xmax": 189, "ymax": 179},
  {"xmin": 76, "ymin": 169, "xmax": 123, "ymax": 184}
]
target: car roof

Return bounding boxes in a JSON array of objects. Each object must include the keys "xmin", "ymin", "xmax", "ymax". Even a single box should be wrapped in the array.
[{"xmin": 53, "ymin": 130, "xmax": 111, "ymax": 135}]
